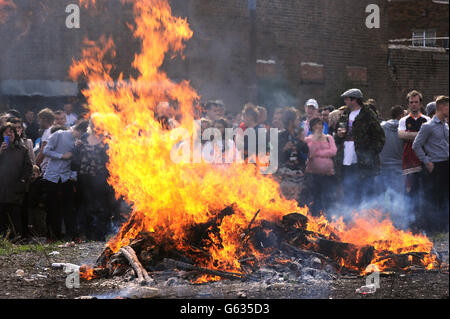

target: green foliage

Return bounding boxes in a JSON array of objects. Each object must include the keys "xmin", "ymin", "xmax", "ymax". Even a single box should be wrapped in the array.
[{"xmin": 0, "ymin": 236, "xmax": 61, "ymax": 256}]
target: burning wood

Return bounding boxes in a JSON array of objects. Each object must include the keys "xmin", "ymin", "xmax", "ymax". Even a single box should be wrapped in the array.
[
  {"xmin": 80, "ymin": 210, "xmax": 440, "ymax": 285},
  {"xmin": 67, "ymin": 0, "xmax": 441, "ymax": 285},
  {"xmin": 119, "ymin": 246, "xmax": 153, "ymax": 285},
  {"xmin": 163, "ymin": 258, "xmax": 252, "ymax": 281}
]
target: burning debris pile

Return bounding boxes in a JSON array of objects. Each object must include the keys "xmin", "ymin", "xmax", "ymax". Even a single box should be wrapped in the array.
[
  {"xmin": 79, "ymin": 207, "xmax": 441, "ymax": 286},
  {"xmin": 67, "ymin": 0, "xmax": 442, "ymax": 287}
]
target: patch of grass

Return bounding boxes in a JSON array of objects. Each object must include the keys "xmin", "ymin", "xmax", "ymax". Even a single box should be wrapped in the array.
[
  {"xmin": 0, "ymin": 237, "xmax": 62, "ymax": 256},
  {"xmin": 430, "ymin": 232, "xmax": 449, "ymax": 242}
]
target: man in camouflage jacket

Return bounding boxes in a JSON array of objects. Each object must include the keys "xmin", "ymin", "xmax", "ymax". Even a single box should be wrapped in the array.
[{"xmin": 334, "ymin": 89, "xmax": 385, "ymax": 204}]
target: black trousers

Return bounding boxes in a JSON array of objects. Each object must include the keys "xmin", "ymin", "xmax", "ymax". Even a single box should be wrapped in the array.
[
  {"xmin": 422, "ymin": 160, "xmax": 449, "ymax": 233},
  {"xmin": 45, "ymin": 179, "xmax": 76, "ymax": 240},
  {"xmin": 77, "ymin": 174, "xmax": 114, "ymax": 241},
  {"xmin": 405, "ymin": 171, "xmax": 423, "ymax": 220},
  {"xmin": 305, "ymin": 174, "xmax": 336, "ymax": 217},
  {"xmin": 20, "ymin": 192, "xmax": 30, "ymax": 238},
  {"xmin": 341, "ymin": 165, "xmax": 376, "ymax": 207},
  {"xmin": 0, "ymin": 203, "xmax": 22, "ymax": 238}
]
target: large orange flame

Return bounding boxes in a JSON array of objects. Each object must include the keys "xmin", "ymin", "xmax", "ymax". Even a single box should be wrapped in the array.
[
  {"xmin": 329, "ymin": 211, "xmax": 439, "ymax": 272},
  {"xmin": 71, "ymin": 0, "xmax": 439, "ymax": 277},
  {"xmin": 79, "ymin": 0, "xmax": 96, "ymax": 8},
  {"xmin": 71, "ymin": 0, "xmax": 298, "ymax": 273}
]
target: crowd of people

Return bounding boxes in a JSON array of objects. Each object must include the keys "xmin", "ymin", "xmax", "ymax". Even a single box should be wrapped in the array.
[
  {"xmin": 192, "ymin": 89, "xmax": 448, "ymax": 234},
  {"xmin": 0, "ymin": 101, "xmax": 118, "ymax": 242},
  {"xmin": 0, "ymin": 88, "xmax": 448, "ymax": 242}
]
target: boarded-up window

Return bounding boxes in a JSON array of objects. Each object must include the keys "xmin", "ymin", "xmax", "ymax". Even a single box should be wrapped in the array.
[
  {"xmin": 346, "ymin": 66, "xmax": 368, "ymax": 83},
  {"xmin": 300, "ymin": 62, "xmax": 324, "ymax": 83},
  {"xmin": 256, "ymin": 60, "xmax": 277, "ymax": 77}
]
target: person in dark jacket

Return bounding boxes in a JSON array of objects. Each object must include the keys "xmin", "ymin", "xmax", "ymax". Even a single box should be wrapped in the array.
[
  {"xmin": 278, "ymin": 107, "xmax": 309, "ymax": 171},
  {"xmin": 0, "ymin": 123, "xmax": 33, "ymax": 239},
  {"xmin": 72, "ymin": 121, "xmax": 116, "ymax": 241},
  {"xmin": 334, "ymin": 89, "xmax": 386, "ymax": 206},
  {"xmin": 24, "ymin": 110, "xmax": 40, "ymax": 144}
]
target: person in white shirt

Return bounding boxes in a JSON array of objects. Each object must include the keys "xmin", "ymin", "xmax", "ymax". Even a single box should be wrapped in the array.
[
  {"xmin": 36, "ymin": 108, "xmax": 55, "ymax": 175},
  {"xmin": 64, "ymin": 102, "xmax": 78, "ymax": 127}
]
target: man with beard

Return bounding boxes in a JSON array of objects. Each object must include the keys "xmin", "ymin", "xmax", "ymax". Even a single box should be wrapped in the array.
[
  {"xmin": 334, "ymin": 89, "xmax": 385, "ymax": 206},
  {"xmin": 398, "ymin": 90, "xmax": 430, "ymax": 223}
]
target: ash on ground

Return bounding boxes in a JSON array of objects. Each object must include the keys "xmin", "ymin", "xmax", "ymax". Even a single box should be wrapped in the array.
[{"xmin": 0, "ymin": 239, "xmax": 448, "ymax": 299}]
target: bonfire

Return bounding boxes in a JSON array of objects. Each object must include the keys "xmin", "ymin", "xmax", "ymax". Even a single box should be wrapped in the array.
[{"xmin": 69, "ymin": 0, "xmax": 440, "ymax": 284}]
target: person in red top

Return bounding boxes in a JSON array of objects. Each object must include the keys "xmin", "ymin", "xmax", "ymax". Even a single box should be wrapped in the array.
[
  {"xmin": 304, "ymin": 118, "xmax": 337, "ymax": 216},
  {"xmin": 238, "ymin": 103, "xmax": 257, "ymax": 131},
  {"xmin": 398, "ymin": 90, "xmax": 430, "ymax": 219}
]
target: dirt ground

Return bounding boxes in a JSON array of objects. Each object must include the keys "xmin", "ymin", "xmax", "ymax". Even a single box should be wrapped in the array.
[{"xmin": 0, "ymin": 238, "xmax": 448, "ymax": 299}]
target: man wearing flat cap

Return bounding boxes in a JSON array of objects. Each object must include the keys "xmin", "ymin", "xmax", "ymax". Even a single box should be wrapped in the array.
[{"xmin": 334, "ymin": 88, "xmax": 385, "ymax": 206}]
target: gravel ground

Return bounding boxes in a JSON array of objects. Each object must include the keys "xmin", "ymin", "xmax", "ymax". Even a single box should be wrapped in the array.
[{"xmin": 0, "ymin": 238, "xmax": 447, "ymax": 299}]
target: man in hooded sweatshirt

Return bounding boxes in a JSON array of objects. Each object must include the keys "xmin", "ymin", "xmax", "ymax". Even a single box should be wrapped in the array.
[{"xmin": 379, "ymin": 106, "xmax": 405, "ymax": 195}]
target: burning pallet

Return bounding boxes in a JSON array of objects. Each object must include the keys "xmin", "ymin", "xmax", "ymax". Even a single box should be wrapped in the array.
[{"xmin": 80, "ymin": 206, "xmax": 440, "ymax": 285}]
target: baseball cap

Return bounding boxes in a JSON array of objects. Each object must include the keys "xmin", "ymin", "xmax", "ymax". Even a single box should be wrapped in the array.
[{"xmin": 305, "ymin": 99, "xmax": 319, "ymax": 109}]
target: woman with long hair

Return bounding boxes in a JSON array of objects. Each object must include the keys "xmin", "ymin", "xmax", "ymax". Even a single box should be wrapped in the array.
[
  {"xmin": 304, "ymin": 118, "xmax": 337, "ymax": 216},
  {"xmin": 72, "ymin": 120, "xmax": 116, "ymax": 241}
]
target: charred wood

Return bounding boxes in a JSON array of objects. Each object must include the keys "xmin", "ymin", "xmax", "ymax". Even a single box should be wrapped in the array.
[
  {"xmin": 314, "ymin": 238, "xmax": 374, "ymax": 269},
  {"xmin": 281, "ymin": 213, "xmax": 308, "ymax": 230},
  {"xmin": 120, "ymin": 246, "xmax": 154, "ymax": 285},
  {"xmin": 96, "ymin": 246, "xmax": 114, "ymax": 268},
  {"xmin": 163, "ymin": 258, "xmax": 257, "ymax": 281},
  {"xmin": 281, "ymin": 242, "xmax": 337, "ymax": 267},
  {"xmin": 242, "ymin": 209, "xmax": 261, "ymax": 244},
  {"xmin": 186, "ymin": 204, "xmax": 236, "ymax": 251}
]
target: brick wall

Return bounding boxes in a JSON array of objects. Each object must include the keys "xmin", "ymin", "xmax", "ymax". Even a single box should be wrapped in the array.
[
  {"xmin": 386, "ymin": 0, "xmax": 449, "ymax": 107},
  {"xmin": 176, "ymin": 0, "xmax": 449, "ymax": 115},
  {"xmin": 173, "ymin": 0, "xmax": 395, "ymax": 114},
  {"xmin": 388, "ymin": 47, "xmax": 449, "ymax": 105},
  {"xmin": 388, "ymin": 0, "xmax": 449, "ymax": 45},
  {"xmin": 1, "ymin": 0, "xmax": 448, "ymax": 117}
]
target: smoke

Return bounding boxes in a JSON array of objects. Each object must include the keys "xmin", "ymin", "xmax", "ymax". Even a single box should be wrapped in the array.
[
  {"xmin": 328, "ymin": 191, "xmax": 416, "ymax": 231},
  {"xmin": 322, "ymin": 170, "xmax": 439, "ymax": 232},
  {"xmin": 179, "ymin": 23, "xmax": 252, "ymax": 113},
  {"xmin": 270, "ymin": 90, "xmax": 298, "ymax": 109},
  {"xmin": 165, "ymin": 2, "xmax": 301, "ymax": 116}
]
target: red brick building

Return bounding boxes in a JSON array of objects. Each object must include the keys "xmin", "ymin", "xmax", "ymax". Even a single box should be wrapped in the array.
[
  {"xmin": 0, "ymin": 0, "xmax": 448, "ymax": 117},
  {"xmin": 386, "ymin": 0, "xmax": 449, "ymax": 107}
]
